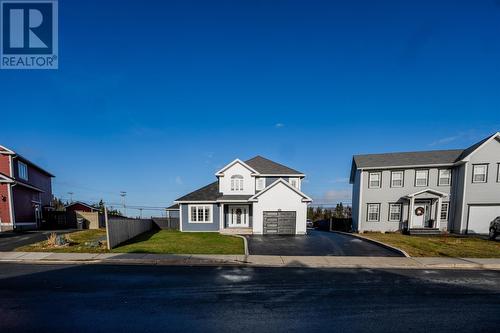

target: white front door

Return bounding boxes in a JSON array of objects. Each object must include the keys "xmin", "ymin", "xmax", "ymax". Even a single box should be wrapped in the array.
[
  {"xmin": 229, "ymin": 206, "xmax": 249, "ymax": 227},
  {"xmin": 412, "ymin": 202, "xmax": 430, "ymax": 228}
]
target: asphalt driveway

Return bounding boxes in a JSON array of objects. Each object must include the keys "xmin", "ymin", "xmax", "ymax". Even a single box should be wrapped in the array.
[{"xmin": 246, "ymin": 229, "xmax": 402, "ymax": 257}]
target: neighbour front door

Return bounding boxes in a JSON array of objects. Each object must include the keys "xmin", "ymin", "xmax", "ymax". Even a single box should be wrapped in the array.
[
  {"xmin": 229, "ymin": 206, "xmax": 249, "ymax": 227},
  {"xmin": 412, "ymin": 202, "xmax": 430, "ymax": 228}
]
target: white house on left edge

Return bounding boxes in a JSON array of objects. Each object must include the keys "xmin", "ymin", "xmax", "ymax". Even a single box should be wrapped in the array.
[{"xmin": 173, "ymin": 156, "xmax": 312, "ymax": 235}]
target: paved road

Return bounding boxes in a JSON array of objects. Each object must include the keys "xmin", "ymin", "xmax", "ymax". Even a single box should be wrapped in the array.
[
  {"xmin": 0, "ymin": 230, "xmax": 73, "ymax": 251},
  {"xmin": 0, "ymin": 263, "xmax": 499, "ymax": 332},
  {"xmin": 246, "ymin": 229, "xmax": 402, "ymax": 256}
]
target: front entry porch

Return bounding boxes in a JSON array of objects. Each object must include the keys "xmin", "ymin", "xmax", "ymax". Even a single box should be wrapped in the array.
[
  {"xmin": 405, "ymin": 189, "xmax": 448, "ymax": 235},
  {"xmin": 219, "ymin": 203, "xmax": 253, "ymax": 235}
]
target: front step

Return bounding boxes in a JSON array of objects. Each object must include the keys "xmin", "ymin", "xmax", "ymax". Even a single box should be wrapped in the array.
[
  {"xmin": 409, "ymin": 228, "xmax": 442, "ymax": 236},
  {"xmin": 220, "ymin": 228, "xmax": 253, "ymax": 235}
]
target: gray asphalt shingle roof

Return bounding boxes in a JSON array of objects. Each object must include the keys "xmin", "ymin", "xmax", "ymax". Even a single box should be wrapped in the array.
[
  {"xmin": 351, "ymin": 133, "xmax": 499, "ymax": 175},
  {"xmin": 245, "ymin": 156, "xmax": 302, "ymax": 175},
  {"xmin": 353, "ymin": 149, "xmax": 464, "ymax": 169},
  {"xmin": 175, "ymin": 181, "xmax": 220, "ymax": 202}
]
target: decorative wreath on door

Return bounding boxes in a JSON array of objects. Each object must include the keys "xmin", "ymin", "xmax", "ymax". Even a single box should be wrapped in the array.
[{"xmin": 415, "ymin": 207, "xmax": 425, "ymax": 216}]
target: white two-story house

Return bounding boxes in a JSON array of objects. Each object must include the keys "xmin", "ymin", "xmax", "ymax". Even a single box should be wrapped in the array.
[
  {"xmin": 350, "ymin": 132, "xmax": 500, "ymax": 235},
  {"xmin": 174, "ymin": 156, "xmax": 312, "ymax": 235}
]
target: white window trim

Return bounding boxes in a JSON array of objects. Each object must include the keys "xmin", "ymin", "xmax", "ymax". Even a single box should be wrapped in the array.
[
  {"xmin": 388, "ymin": 203, "xmax": 402, "ymax": 222},
  {"xmin": 289, "ymin": 177, "xmax": 300, "ymax": 190},
  {"xmin": 472, "ymin": 164, "xmax": 488, "ymax": 183},
  {"xmin": 368, "ymin": 172, "xmax": 381, "ymax": 189},
  {"xmin": 188, "ymin": 204, "xmax": 213, "ymax": 223},
  {"xmin": 18, "ymin": 161, "xmax": 28, "ymax": 181},
  {"xmin": 415, "ymin": 169, "xmax": 429, "ymax": 187},
  {"xmin": 367, "ymin": 203, "xmax": 380, "ymax": 222},
  {"xmin": 256, "ymin": 178, "xmax": 265, "ymax": 191},
  {"xmin": 440, "ymin": 202, "xmax": 449, "ymax": 221},
  {"xmin": 438, "ymin": 169, "xmax": 452, "ymax": 186},
  {"xmin": 390, "ymin": 171, "xmax": 404, "ymax": 188}
]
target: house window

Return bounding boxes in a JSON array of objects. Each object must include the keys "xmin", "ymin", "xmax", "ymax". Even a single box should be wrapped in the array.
[
  {"xmin": 18, "ymin": 161, "xmax": 28, "ymax": 180},
  {"xmin": 289, "ymin": 178, "xmax": 299, "ymax": 189},
  {"xmin": 391, "ymin": 171, "xmax": 404, "ymax": 188},
  {"xmin": 440, "ymin": 202, "xmax": 449, "ymax": 221},
  {"xmin": 388, "ymin": 203, "xmax": 402, "ymax": 222},
  {"xmin": 368, "ymin": 172, "xmax": 381, "ymax": 188},
  {"xmin": 231, "ymin": 175, "xmax": 244, "ymax": 191},
  {"xmin": 189, "ymin": 205, "xmax": 212, "ymax": 223},
  {"xmin": 438, "ymin": 169, "xmax": 452, "ymax": 186},
  {"xmin": 367, "ymin": 204, "xmax": 380, "ymax": 222},
  {"xmin": 256, "ymin": 178, "xmax": 265, "ymax": 191},
  {"xmin": 415, "ymin": 170, "xmax": 429, "ymax": 187},
  {"xmin": 472, "ymin": 164, "xmax": 488, "ymax": 183}
]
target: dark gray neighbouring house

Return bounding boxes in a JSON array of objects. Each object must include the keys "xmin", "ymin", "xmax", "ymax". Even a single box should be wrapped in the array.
[
  {"xmin": 173, "ymin": 156, "xmax": 312, "ymax": 235},
  {"xmin": 350, "ymin": 132, "xmax": 500, "ymax": 235}
]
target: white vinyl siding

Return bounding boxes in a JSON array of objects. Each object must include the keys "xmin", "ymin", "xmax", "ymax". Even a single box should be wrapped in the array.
[
  {"xmin": 388, "ymin": 203, "xmax": 402, "ymax": 222},
  {"xmin": 438, "ymin": 169, "xmax": 451, "ymax": 186},
  {"xmin": 472, "ymin": 164, "xmax": 488, "ymax": 183},
  {"xmin": 440, "ymin": 202, "xmax": 449, "ymax": 221},
  {"xmin": 367, "ymin": 204, "xmax": 380, "ymax": 222},
  {"xmin": 415, "ymin": 170, "xmax": 429, "ymax": 187},
  {"xmin": 368, "ymin": 172, "xmax": 381, "ymax": 188},
  {"xmin": 18, "ymin": 161, "xmax": 28, "ymax": 180},
  {"xmin": 390, "ymin": 171, "xmax": 404, "ymax": 188},
  {"xmin": 189, "ymin": 205, "xmax": 212, "ymax": 223}
]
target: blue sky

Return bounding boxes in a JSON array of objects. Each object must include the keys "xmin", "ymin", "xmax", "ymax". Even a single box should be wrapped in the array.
[{"xmin": 1, "ymin": 0, "xmax": 500, "ymax": 215}]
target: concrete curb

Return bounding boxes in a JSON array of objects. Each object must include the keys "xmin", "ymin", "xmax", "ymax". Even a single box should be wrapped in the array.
[
  {"xmin": 331, "ymin": 231, "xmax": 411, "ymax": 257},
  {"xmin": 1, "ymin": 252, "xmax": 499, "ymax": 270}
]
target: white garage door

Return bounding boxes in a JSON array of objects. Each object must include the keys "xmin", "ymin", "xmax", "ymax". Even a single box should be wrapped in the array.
[{"xmin": 467, "ymin": 205, "xmax": 500, "ymax": 234}]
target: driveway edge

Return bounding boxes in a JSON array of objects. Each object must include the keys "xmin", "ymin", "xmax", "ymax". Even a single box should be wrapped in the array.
[
  {"xmin": 232, "ymin": 234, "xmax": 249, "ymax": 256},
  {"xmin": 330, "ymin": 231, "xmax": 410, "ymax": 257}
]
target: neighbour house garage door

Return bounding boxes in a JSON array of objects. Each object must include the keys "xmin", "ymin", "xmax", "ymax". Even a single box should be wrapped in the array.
[
  {"xmin": 467, "ymin": 205, "xmax": 500, "ymax": 234},
  {"xmin": 263, "ymin": 211, "xmax": 296, "ymax": 235}
]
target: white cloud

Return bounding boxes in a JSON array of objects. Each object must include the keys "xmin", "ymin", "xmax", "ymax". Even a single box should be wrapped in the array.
[
  {"xmin": 275, "ymin": 123, "xmax": 285, "ymax": 128},
  {"xmin": 429, "ymin": 135, "xmax": 460, "ymax": 146},
  {"xmin": 175, "ymin": 176, "xmax": 183, "ymax": 185},
  {"xmin": 329, "ymin": 177, "xmax": 349, "ymax": 184}
]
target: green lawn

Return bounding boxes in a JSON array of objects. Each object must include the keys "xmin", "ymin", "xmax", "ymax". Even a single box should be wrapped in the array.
[
  {"xmin": 113, "ymin": 230, "xmax": 245, "ymax": 254},
  {"xmin": 17, "ymin": 229, "xmax": 107, "ymax": 253},
  {"xmin": 361, "ymin": 232, "xmax": 500, "ymax": 258},
  {"xmin": 17, "ymin": 229, "xmax": 245, "ymax": 255}
]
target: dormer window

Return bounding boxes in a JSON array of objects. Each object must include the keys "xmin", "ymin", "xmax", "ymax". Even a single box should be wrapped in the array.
[
  {"xmin": 18, "ymin": 161, "xmax": 28, "ymax": 181},
  {"xmin": 231, "ymin": 175, "xmax": 244, "ymax": 191},
  {"xmin": 256, "ymin": 178, "xmax": 265, "ymax": 191}
]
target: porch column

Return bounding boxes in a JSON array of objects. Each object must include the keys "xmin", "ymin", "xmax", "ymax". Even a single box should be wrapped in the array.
[
  {"xmin": 436, "ymin": 197, "xmax": 442, "ymax": 230},
  {"xmin": 408, "ymin": 196, "xmax": 415, "ymax": 229},
  {"xmin": 220, "ymin": 204, "xmax": 224, "ymax": 230}
]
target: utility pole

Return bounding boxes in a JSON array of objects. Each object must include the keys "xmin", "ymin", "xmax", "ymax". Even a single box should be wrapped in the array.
[
  {"xmin": 68, "ymin": 192, "xmax": 74, "ymax": 203},
  {"xmin": 120, "ymin": 191, "xmax": 127, "ymax": 216}
]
